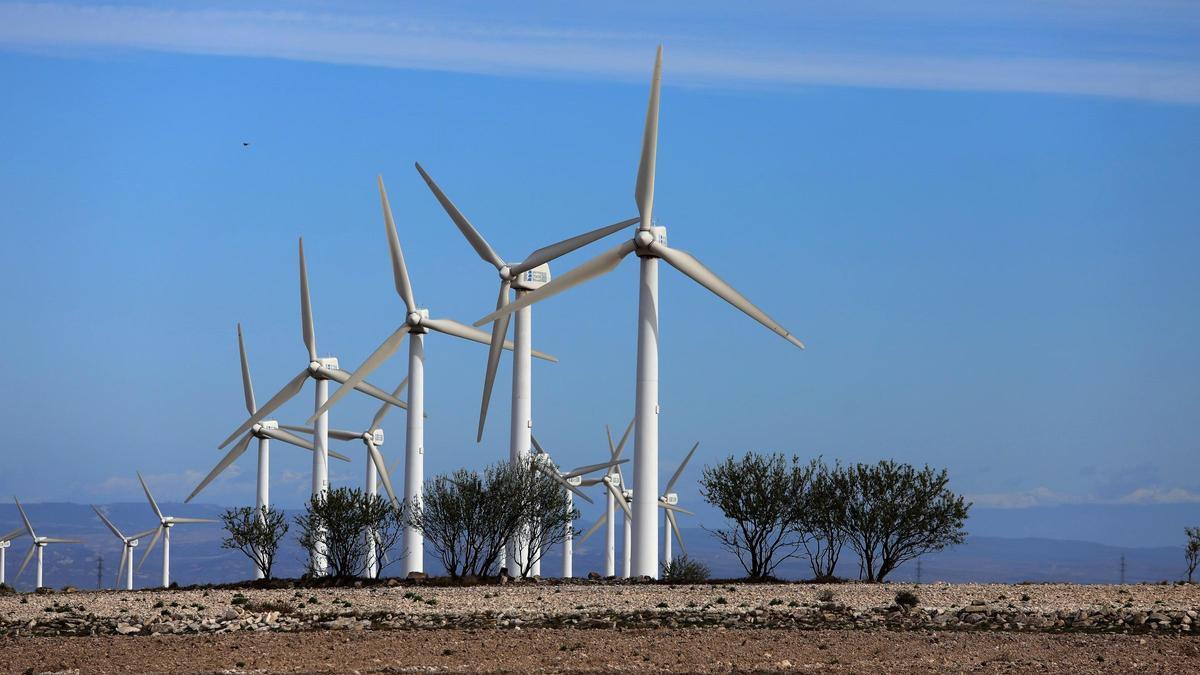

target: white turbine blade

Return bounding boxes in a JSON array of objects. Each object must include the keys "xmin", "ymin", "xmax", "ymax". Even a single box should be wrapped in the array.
[
  {"xmin": 218, "ymin": 369, "xmax": 309, "ymax": 448},
  {"xmin": 665, "ymin": 509, "xmax": 687, "ymax": 557},
  {"xmin": 605, "ymin": 481, "xmax": 632, "ymax": 518},
  {"xmin": 260, "ymin": 427, "xmax": 315, "ymax": 451},
  {"xmin": 378, "ymin": 175, "xmax": 417, "ymax": 313},
  {"xmin": 1, "ymin": 527, "xmax": 25, "ymax": 542},
  {"xmin": 137, "ymin": 527, "xmax": 163, "ymax": 570},
  {"xmin": 474, "ymin": 239, "xmax": 636, "ymax": 327},
  {"xmin": 370, "ymin": 377, "xmax": 409, "ymax": 431},
  {"xmin": 278, "ymin": 424, "xmax": 314, "ymax": 435},
  {"xmin": 529, "ymin": 434, "xmax": 549, "ymax": 457},
  {"xmin": 298, "ymin": 237, "xmax": 318, "ymax": 361},
  {"xmin": 91, "ymin": 505, "xmax": 125, "ymax": 540},
  {"xmin": 612, "ymin": 418, "xmax": 635, "ymax": 462},
  {"xmin": 186, "ymin": 432, "xmax": 254, "ymax": 503},
  {"xmin": 635, "ymin": 45, "xmax": 663, "ymax": 229},
  {"xmin": 511, "ymin": 217, "xmax": 640, "ymax": 275},
  {"xmin": 656, "ymin": 244, "xmax": 805, "ymax": 349},
  {"xmin": 40, "ymin": 537, "xmax": 80, "ymax": 544},
  {"xmin": 329, "ymin": 448, "xmax": 352, "ymax": 462},
  {"xmin": 534, "ymin": 462, "xmax": 593, "ymax": 504},
  {"xmin": 664, "ymin": 442, "xmax": 699, "ymax": 494},
  {"xmin": 16, "ymin": 544, "xmax": 36, "ymax": 580},
  {"xmin": 131, "ymin": 528, "xmax": 159, "ymax": 540},
  {"xmin": 318, "ymin": 365, "xmax": 410, "ymax": 410},
  {"xmin": 563, "ymin": 459, "xmax": 628, "ymax": 480},
  {"xmin": 13, "ymin": 497, "xmax": 37, "ymax": 539},
  {"xmin": 136, "ymin": 473, "xmax": 164, "ymax": 521},
  {"xmin": 414, "ymin": 162, "xmax": 503, "ymax": 269},
  {"xmin": 476, "ymin": 280, "xmax": 511, "ymax": 442},
  {"xmin": 659, "ymin": 502, "xmax": 694, "ymax": 516},
  {"xmin": 283, "ymin": 425, "xmax": 362, "ymax": 442},
  {"xmin": 367, "ymin": 440, "xmax": 399, "ymax": 505},
  {"xmin": 309, "ymin": 325, "xmax": 410, "ymax": 423},
  {"xmin": 170, "ymin": 517, "xmax": 217, "ymax": 524},
  {"xmin": 237, "ymin": 323, "xmax": 256, "ymax": 415},
  {"xmin": 423, "ymin": 317, "xmax": 557, "ymax": 362},
  {"xmin": 575, "ymin": 511, "xmax": 608, "ymax": 546},
  {"xmin": 116, "ymin": 546, "xmax": 128, "ymax": 587}
]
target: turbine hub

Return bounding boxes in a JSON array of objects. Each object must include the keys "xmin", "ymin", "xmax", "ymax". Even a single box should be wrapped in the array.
[
  {"xmin": 251, "ymin": 423, "xmax": 263, "ymax": 434},
  {"xmin": 308, "ymin": 360, "xmax": 321, "ymax": 373},
  {"xmin": 499, "ymin": 265, "xmax": 512, "ymax": 281},
  {"xmin": 635, "ymin": 230, "xmax": 655, "ymax": 248},
  {"xmin": 407, "ymin": 310, "xmax": 426, "ymax": 326}
]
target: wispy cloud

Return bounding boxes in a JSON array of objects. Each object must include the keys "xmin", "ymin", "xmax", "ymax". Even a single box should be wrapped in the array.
[
  {"xmin": 0, "ymin": 1, "xmax": 1198, "ymax": 104},
  {"xmin": 970, "ymin": 485, "xmax": 1200, "ymax": 508}
]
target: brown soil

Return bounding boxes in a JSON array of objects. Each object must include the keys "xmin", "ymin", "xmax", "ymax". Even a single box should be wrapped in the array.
[{"xmin": 4, "ymin": 628, "xmax": 1199, "ymax": 674}]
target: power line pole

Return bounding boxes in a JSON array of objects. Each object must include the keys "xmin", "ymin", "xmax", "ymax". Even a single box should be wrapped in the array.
[
  {"xmin": 96, "ymin": 555, "xmax": 103, "ymax": 590},
  {"xmin": 1119, "ymin": 554, "xmax": 1126, "ymax": 585}
]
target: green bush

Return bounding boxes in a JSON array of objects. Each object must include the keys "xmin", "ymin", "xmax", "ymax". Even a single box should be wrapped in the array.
[{"xmin": 660, "ymin": 556, "xmax": 711, "ymax": 583}]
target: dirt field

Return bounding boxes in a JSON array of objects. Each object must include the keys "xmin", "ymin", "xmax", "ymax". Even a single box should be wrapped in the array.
[{"xmin": 3, "ymin": 627, "xmax": 1200, "ymax": 673}]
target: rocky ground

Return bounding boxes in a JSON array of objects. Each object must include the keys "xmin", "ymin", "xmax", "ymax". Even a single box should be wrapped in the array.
[{"xmin": 1, "ymin": 582, "xmax": 1198, "ymax": 672}]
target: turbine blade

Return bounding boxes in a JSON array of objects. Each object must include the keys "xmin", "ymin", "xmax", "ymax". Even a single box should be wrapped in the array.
[
  {"xmin": 476, "ymin": 280, "xmax": 511, "ymax": 442},
  {"xmin": 370, "ymin": 377, "xmax": 409, "ymax": 431},
  {"xmin": 116, "ymin": 546, "xmax": 128, "ymax": 587},
  {"xmin": 132, "ymin": 528, "xmax": 159, "ymax": 540},
  {"xmin": 656, "ymin": 244, "xmax": 805, "ymax": 349},
  {"xmin": 237, "ymin": 323, "xmax": 256, "ymax": 414},
  {"xmin": 0, "ymin": 527, "xmax": 25, "ymax": 542},
  {"xmin": 91, "ymin": 505, "xmax": 125, "ymax": 540},
  {"xmin": 659, "ymin": 502, "xmax": 694, "ymax": 516},
  {"xmin": 666, "ymin": 509, "xmax": 687, "ymax": 557},
  {"xmin": 137, "ymin": 472, "xmax": 164, "ymax": 521},
  {"xmin": 563, "ymin": 459, "xmax": 627, "ymax": 480},
  {"xmin": 328, "ymin": 448, "xmax": 352, "ymax": 463},
  {"xmin": 474, "ymin": 239, "xmax": 636, "ymax": 327},
  {"xmin": 40, "ymin": 537, "xmax": 80, "ymax": 544},
  {"xmin": 260, "ymin": 427, "xmax": 315, "ymax": 451},
  {"xmin": 137, "ymin": 527, "xmax": 163, "ymax": 570},
  {"xmin": 614, "ymin": 418, "xmax": 635, "ymax": 459},
  {"xmin": 218, "ymin": 369, "xmax": 309, "ymax": 448},
  {"xmin": 283, "ymin": 424, "xmax": 362, "ymax": 442},
  {"xmin": 13, "ymin": 497, "xmax": 36, "ymax": 539},
  {"xmin": 423, "ymin": 317, "xmax": 556, "ymax": 362},
  {"xmin": 511, "ymin": 217, "xmax": 640, "ymax": 275},
  {"xmin": 299, "ymin": 237, "xmax": 318, "ymax": 361},
  {"xmin": 538, "ymin": 465, "xmax": 593, "ymax": 504},
  {"xmin": 308, "ymin": 325, "xmax": 410, "ymax": 423},
  {"xmin": 529, "ymin": 433, "xmax": 548, "ymax": 457},
  {"xmin": 414, "ymin": 162, "xmax": 503, "ymax": 269},
  {"xmin": 664, "ymin": 442, "xmax": 700, "ymax": 494},
  {"xmin": 16, "ymin": 544, "xmax": 36, "ymax": 580},
  {"xmin": 278, "ymin": 424, "xmax": 315, "ymax": 435},
  {"xmin": 378, "ymin": 175, "xmax": 417, "ymax": 313},
  {"xmin": 319, "ymin": 366, "xmax": 409, "ymax": 410},
  {"xmin": 367, "ymin": 440, "xmax": 399, "ymax": 505},
  {"xmin": 575, "ymin": 511, "xmax": 608, "ymax": 546},
  {"xmin": 186, "ymin": 432, "xmax": 254, "ymax": 503},
  {"xmin": 635, "ymin": 46, "xmax": 663, "ymax": 229},
  {"xmin": 169, "ymin": 517, "xmax": 217, "ymax": 524}
]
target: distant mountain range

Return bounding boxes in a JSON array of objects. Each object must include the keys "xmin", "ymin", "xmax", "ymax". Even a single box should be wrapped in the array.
[{"xmin": 0, "ymin": 502, "xmax": 1194, "ymax": 590}]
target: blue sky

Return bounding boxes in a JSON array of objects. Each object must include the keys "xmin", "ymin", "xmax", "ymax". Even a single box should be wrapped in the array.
[{"xmin": 0, "ymin": 2, "xmax": 1198, "ymax": 533}]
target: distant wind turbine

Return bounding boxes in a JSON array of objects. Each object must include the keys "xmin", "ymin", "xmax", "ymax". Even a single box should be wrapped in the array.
[
  {"xmin": 136, "ymin": 473, "xmax": 216, "ymax": 588},
  {"xmin": 12, "ymin": 497, "xmax": 80, "ymax": 589}
]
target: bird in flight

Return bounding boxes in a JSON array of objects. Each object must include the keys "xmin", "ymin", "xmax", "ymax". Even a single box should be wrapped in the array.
[{"xmin": 242, "ymin": 142, "xmax": 250, "ymax": 147}]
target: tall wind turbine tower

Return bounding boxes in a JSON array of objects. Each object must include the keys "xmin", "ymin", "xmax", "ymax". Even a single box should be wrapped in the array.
[
  {"xmin": 310, "ymin": 177, "xmax": 554, "ymax": 575},
  {"xmin": 476, "ymin": 47, "xmax": 805, "ymax": 577}
]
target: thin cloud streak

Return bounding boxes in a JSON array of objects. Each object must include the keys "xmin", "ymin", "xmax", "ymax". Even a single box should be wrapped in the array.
[
  {"xmin": 0, "ymin": 2, "xmax": 1198, "ymax": 104},
  {"xmin": 970, "ymin": 486, "xmax": 1200, "ymax": 509}
]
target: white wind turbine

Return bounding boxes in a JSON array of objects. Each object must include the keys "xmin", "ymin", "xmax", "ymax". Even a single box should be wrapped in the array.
[
  {"xmin": 415, "ymin": 163, "xmax": 635, "ymax": 576},
  {"xmin": 476, "ymin": 46, "xmax": 806, "ymax": 578},
  {"xmin": 1, "ymin": 525, "xmax": 27, "ymax": 586},
  {"xmin": 574, "ymin": 420, "xmax": 633, "ymax": 577},
  {"xmin": 528, "ymin": 434, "xmax": 627, "ymax": 578},
  {"xmin": 182, "ymin": 324, "xmax": 350, "ymax": 528},
  {"xmin": 92, "ymin": 506, "xmax": 157, "ymax": 590},
  {"xmin": 308, "ymin": 176, "xmax": 555, "ymax": 575},
  {"xmin": 283, "ymin": 381, "xmax": 406, "ymax": 578},
  {"xmin": 136, "ymin": 473, "xmax": 216, "ymax": 588},
  {"xmin": 12, "ymin": 497, "xmax": 80, "ymax": 589},
  {"xmin": 218, "ymin": 238, "xmax": 407, "ymax": 575},
  {"xmin": 660, "ymin": 443, "xmax": 699, "ymax": 568}
]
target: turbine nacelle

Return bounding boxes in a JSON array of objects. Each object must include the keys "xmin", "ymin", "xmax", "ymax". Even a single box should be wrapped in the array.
[
  {"xmin": 622, "ymin": 489, "xmax": 634, "ymax": 501},
  {"xmin": 512, "ymin": 263, "xmax": 551, "ymax": 291},
  {"xmin": 662, "ymin": 492, "xmax": 679, "ymax": 506},
  {"xmin": 366, "ymin": 429, "xmax": 385, "ymax": 445},
  {"xmin": 566, "ymin": 475, "xmax": 583, "ymax": 487}
]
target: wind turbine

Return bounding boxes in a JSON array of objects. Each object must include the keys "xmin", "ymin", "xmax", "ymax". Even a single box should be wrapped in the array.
[
  {"xmin": 0, "ymin": 526, "xmax": 26, "ymax": 586},
  {"xmin": 415, "ymin": 164, "xmax": 635, "ymax": 577},
  {"xmin": 660, "ymin": 443, "xmax": 699, "ymax": 568},
  {"xmin": 12, "ymin": 497, "xmax": 80, "ymax": 589},
  {"xmin": 528, "ymin": 434, "xmax": 627, "ymax": 578},
  {"xmin": 218, "ymin": 239, "xmax": 407, "ymax": 575},
  {"xmin": 92, "ymin": 506, "xmax": 156, "ymax": 590},
  {"xmin": 283, "ymin": 380, "xmax": 406, "ymax": 578},
  {"xmin": 575, "ymin": 420, "xmax": 633, "ymax": 577},
  {"xmin": 187, "ymin": 324, "xmax": 352, "ymax": 533},
  {"xmin": 307, "ymin": 176, "xmax": 555, "ymax": 575},
  {"xmin": 136, "ymin": 473, "xmax": 216, "ymax": 588},
  {"xmin": 475, "ymin": 46, "xmax": 806, "ymax": 578}
]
